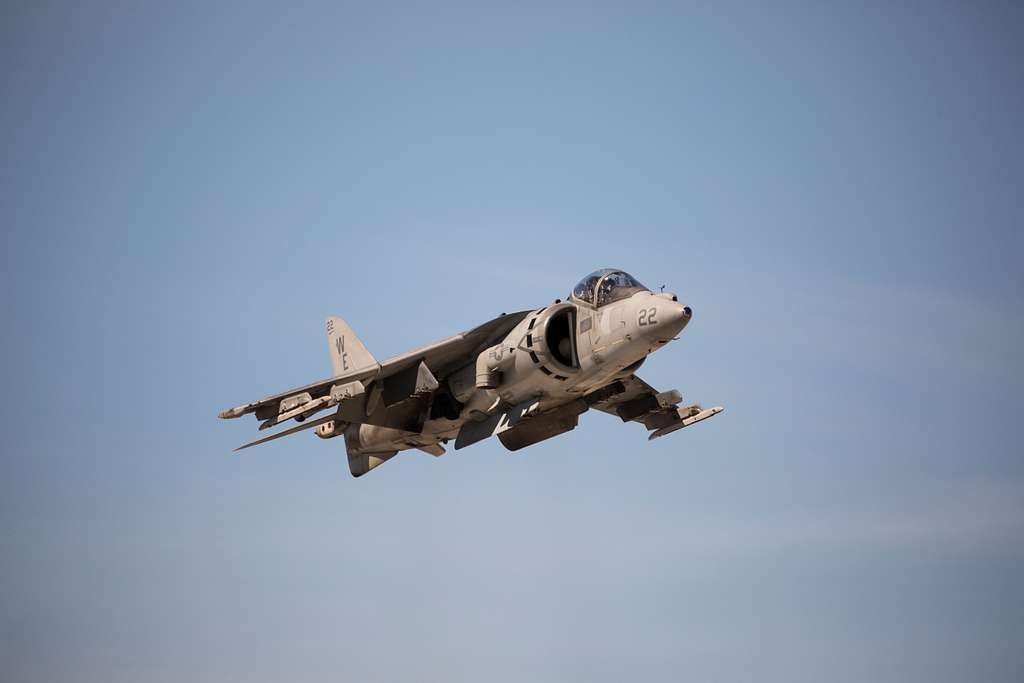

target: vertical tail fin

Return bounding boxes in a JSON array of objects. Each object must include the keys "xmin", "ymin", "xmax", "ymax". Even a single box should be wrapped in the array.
[{"xmin": 326, "ymin": 316, "xmax": 378, "ymax": 376}]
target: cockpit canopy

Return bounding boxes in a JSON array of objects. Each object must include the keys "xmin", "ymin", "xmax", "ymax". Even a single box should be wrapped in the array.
[{"xmin": 571, "ymin": 269, "xmax": 649, "ymax": 307}]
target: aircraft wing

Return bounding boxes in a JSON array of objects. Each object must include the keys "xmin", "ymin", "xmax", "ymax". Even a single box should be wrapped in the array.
[
  {"xmin": 218, "ymin": 310, "xmax": 532, "ymax": 426},
  {"xmin": 589, "ymin": 375, "xmax": 723, "ymax": 439}
]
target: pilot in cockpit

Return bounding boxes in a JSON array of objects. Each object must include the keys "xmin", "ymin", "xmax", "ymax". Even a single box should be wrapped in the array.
[{"xmin": 572, "ymin": 269, "xmax": 649, "ymax": 308}]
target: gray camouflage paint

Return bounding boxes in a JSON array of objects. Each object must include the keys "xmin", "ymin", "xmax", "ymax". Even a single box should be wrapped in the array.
[{"xmin": 220, "ymin": 270, "xmax": 723, "ymax": 476}]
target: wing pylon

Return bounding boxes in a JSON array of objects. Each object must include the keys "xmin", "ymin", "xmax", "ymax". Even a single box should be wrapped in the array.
[{"xmin": 589, "ymin": 375, "xmax": 724, "ymax": 439}]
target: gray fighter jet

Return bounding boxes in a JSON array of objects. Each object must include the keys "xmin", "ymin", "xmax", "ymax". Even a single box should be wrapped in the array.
[{"xmin": 220, "ymin": 269, "xmax": 724, "ymax": 477}]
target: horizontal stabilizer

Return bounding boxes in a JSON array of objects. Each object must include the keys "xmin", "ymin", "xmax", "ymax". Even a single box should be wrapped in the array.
[{"xmin": 348, "ymin": 451, "xmax": 396, "ymax": 477}]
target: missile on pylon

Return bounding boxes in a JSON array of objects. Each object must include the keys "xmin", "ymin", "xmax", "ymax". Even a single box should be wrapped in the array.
[{"xmin": 648, "ymin": 405, "xmax": 724, "ymax": 440}]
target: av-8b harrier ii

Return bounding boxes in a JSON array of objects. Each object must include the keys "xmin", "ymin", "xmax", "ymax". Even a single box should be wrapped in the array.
[{"xmin": 220, "ymin": 269, "xmax": 724, "ymax": 477}]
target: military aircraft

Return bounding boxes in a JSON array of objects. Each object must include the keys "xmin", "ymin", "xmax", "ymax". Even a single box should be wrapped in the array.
[{"xmin": 219, "ymin": 269, "xmax": 724, "ymax": 477}]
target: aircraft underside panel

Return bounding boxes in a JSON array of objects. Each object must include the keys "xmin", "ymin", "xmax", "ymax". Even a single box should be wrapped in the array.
[
  {"xmin": 496, "ymin": 400, "xmax": 587, "ymax": 452},
  {"xmin": 496, "ymin": 414, "xmax": 578, "ymax": 451}
]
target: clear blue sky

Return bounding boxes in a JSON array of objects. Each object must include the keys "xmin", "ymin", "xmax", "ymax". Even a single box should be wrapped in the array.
[{"xmin": 3, "ymin": 2, "xmax": 1022, "ymax": 681}]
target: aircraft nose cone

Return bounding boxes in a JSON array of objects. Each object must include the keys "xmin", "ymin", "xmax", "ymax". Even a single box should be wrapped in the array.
[
  {"xmin": 665, "ymin": 302, "xmax": 691, "ymax": 323},
  {"xmin": 638, "ymin": 301, "xmax": 688, "ymax": 342},
  {"xmin": 649, "ymin": 301, "xmax": 691, "ymax": 339}
]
